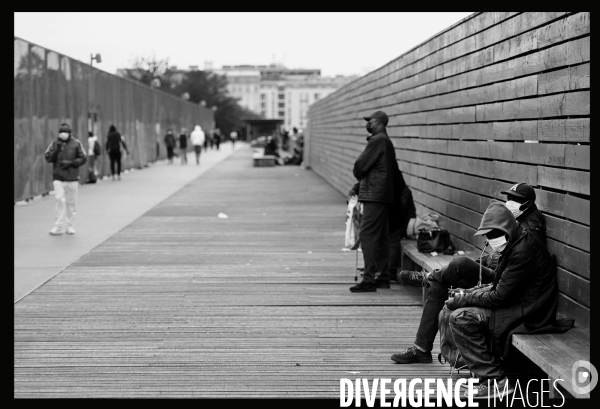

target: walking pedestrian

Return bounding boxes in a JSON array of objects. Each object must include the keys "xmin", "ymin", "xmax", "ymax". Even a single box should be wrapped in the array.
[
  {"xmin": 214, "ymin": 128, "xmax": 221, "ymax": 150},
  {"xmin": 86, "ymin": 131, "xmax": 101, "ymax": 183},
  {"xmin": 178, "ymin": 127, "xmax": 188, "ymax": 165},
  {"xmin": 44, "ymin": 123, "xmax": 87, "ymax": 235},
  {"xmin": 164, "ymin": 129, "xmax": 176, "ymax": 164},
  {"xmin": 348, "ymin": 111, "xmax": 398, "ymax": 292},
  {"xmin": 208, "ymin": 130, "xmax": 214, "ymax": 150},
  {"xmin": 230, "ymin": 130, "xmax": 238, "ymax": 148},
  {"xmin": 190, "ymin": 125, "xmax": 205, "ymax": 165},
  {"xmin": 105, "ymin": 125, "xmax": 129, "ymax": 180}
]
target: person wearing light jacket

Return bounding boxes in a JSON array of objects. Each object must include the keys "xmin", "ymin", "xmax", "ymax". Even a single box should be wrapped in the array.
[
  {"xmin": 190, "ymin": 125, "xmax": 205, "ymax": 165},
  {"xmin": 44, "ymin": 123, "xmax": 87, "ymax": 235}
]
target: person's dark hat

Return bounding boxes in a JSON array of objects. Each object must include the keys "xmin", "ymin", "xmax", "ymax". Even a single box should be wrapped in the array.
[
  {"xmin": 59, "ymin": 123, "xmax": 72, "ymax": 133},
  {"xmin": 363, "ymin": 111, "xmax": 389, "ymax": 126},
  {"xmin": 500, "ymin": 182, "xmax": 536, "ymax": 201}
]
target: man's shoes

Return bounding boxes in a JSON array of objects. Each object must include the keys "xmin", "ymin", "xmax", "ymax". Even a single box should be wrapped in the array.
[
  {"xmin": 465, "ymin": 377, "xmax": 513, "ymax": 399},
  {"xmin": 398, "ymin": 270, "xmax": 430, "ymax": 287},
  {"xmin": 49, "ymin": 226, "xmax": 64, "ymax": 235},
  {"xmin": 391, "ymin": 346, "xmax": 433, "ymax": 364},
  {"xmin": 66, "ymin": 227, "xmax": 76, "ymax": 235},
  {"xmin": 349, "ymin": 281, "xmax": 376, "ymax": 292},
  {"xmin": 375, "ymin": 280, "xmax": 390, "ymax": 289}
]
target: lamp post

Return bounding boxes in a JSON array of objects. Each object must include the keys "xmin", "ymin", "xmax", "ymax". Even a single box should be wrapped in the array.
[{"xmin": 90, "ymin": 53, "xmax": 102, "ymax": 66}]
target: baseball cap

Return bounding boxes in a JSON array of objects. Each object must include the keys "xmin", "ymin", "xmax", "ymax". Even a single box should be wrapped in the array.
[
  {"xmin": 474, "ymin": 228, "xmax": 492, "ymax": 236},
  {"xmin": 500, "ymin": 182, "xmax": 536, "ymax": 201},
  {"xmin": 363, "ymin": 111, "xmax": 389, "ymax": 126}
]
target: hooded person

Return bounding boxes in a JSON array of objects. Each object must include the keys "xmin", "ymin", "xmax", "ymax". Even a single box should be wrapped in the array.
[
  {"xmin": 44, "ymin": 123, "xmax": 87, "ymax": 235},
  {"xmin": 190, "ymin": 125, "xmax": 205, "ymax": 165},
  {"xmin": 441, "ymin": 201, "xmax": 573, "ymax": 398}
]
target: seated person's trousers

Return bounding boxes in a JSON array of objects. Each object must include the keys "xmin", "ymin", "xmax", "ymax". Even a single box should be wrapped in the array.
[{"xmin": 414, "ymin": 256, "xmax": 495, "ymax": 352}]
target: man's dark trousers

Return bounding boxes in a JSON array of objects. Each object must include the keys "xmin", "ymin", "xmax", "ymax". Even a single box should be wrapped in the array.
[
  {"xmin": 414, "ymin": 257, "xmax": 495, "ymax": 352},
  {"xmin": 360, "ymin": 201, "xmax": 391, "ymax": 284}
]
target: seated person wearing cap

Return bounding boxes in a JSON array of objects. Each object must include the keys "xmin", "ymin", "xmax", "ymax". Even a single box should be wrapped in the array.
[
  {"xmin": 391, "ymin": 183, "xmax": 547, "ymax": 365},
  {"xmin": 441, "ymin": 202, "xmax": 571, "ymax": 399}
]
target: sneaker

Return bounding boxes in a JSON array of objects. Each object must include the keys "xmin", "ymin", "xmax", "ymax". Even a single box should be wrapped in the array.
[
  {"xmin": 349, "ymin": 281, "xmax": 376, "ymax": 293},
  {"xmin": 49, "ymin": 226, "xmax": 64, "ymax": 235},
  {"xmin": 375, "ymin": 280, "xmax": 390, "ymax": 289},
  {"xmin": 391, "ymin": 346, "xmax": 433, "ymax": 364},
  {"xmin": 398, "ymin": 270, "xmax": 430, "ymax": 287},
  {"xmin": 66, "ymin": 227, "xmax": 76, "ymax": 235},
  {"xmin": 465, "ymin": 378, "xmax": 513, "ymax": 399}
]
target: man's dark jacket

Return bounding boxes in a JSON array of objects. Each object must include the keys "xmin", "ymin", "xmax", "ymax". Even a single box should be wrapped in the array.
[
  {"xmin": 452, "ymin": 202, "xmax": 573, "ymax": 357},
  {"xmin": 44, "ymin": 136, "xmax": 87, "ymax": 182},
  {"xmin": 516, "ymin": 202, "xmax": 546, "ymax": 244},
  {"xmin": 352, "ymin": 131, "xmax": 397, "ymax": 204}
]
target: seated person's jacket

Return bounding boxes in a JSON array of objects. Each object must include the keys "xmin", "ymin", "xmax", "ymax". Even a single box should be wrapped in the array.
[{"xmin": 448, "ymin": 202, "xmax": 571, "ymax": 357}]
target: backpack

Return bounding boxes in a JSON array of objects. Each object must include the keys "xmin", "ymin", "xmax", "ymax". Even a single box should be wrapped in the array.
[
  {"xmin": 417, "ymin": 227, "xmax": 456, "ymax": 255},
  {"xmin": 93, "ymin": 140, "xmax": 101, "ymax": 156},
  {"xmin": 438, "ymin": 305, "xmax": 469, "ymax": 377}
]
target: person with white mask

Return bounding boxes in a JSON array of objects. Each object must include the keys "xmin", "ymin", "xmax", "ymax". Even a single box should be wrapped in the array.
[
  {"xmin": 44, "ymin": 123, "xmax": 87, "ymax": 235},
  {"xmin": 189, "ymin": 125, "xmax": 205, "ymax": 165},
  {"xmin": 392, "ymin": 182, "xmax": 546, "ymax": 367},
  {"xmin": 500, "ymin": 182, "xmax": 546, "ymax": 245}
]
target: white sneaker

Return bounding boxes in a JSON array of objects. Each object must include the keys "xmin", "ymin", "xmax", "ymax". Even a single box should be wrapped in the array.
[
  {"xmin": 49, "ymin": 226, "xmax": 64, "ymax": 235},
  {"xmin": 66, "ymin": 227, "xmax": 76, "ymax": 235}
]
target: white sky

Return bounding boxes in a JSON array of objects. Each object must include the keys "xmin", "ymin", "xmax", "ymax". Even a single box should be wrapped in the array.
[{"xmin": 14, "ymin": 12, "xmax": 474, "ymax": 77}]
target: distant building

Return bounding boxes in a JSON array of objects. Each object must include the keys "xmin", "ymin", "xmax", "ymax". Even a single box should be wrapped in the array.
[{"xmin": 213, "ymin": 64, "xmax": 357, "ymax": 129}]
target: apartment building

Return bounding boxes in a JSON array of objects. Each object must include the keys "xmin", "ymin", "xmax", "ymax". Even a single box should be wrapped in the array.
[{"xmin": 214, "ymin": 64, "xmax": 356, "ymax": 130}]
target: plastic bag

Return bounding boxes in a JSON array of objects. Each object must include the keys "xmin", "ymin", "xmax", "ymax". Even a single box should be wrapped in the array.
[{"xmin": 344, "ymin": 195, "xmax": 362, "ymax": 250}]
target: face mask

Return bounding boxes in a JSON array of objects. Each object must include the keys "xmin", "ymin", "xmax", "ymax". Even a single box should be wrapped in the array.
[
  {"xmin": 58, "ymin": 132, "xmax": 69, "ymax": 140},
  {"xmin": 487, "ymin": 235, "xmax": 508, "ymax": 251},
  {"xmin": 505, "ymin": 200, "xmax": 525, "ymax": 218},
  {"xmin": 366, "ymin": 120, "xmax": 377, "ymax": 134}
]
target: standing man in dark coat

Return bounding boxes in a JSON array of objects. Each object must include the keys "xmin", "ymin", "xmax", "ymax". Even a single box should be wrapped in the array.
[{"xmin": 348, "ymin": 111, "xmax": 398, "ymax": 292}]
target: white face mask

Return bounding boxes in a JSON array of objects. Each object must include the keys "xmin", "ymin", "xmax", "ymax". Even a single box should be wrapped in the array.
[
  {"xmin": 487, "ymin": 235, "xmax": 508, "ymax": 252},
  {"xmin": 58, "ymin": 132, "xmax": 69, "ymax": 140},
  {"xmin": 505, "ymin": 200, "xmax": 524, "ymax": 218}
]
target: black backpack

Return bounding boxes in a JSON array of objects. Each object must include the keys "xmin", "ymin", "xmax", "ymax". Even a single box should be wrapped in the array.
[{"xmin": 93, "ymin": 140, "xmax": 101, "ymax": 156}]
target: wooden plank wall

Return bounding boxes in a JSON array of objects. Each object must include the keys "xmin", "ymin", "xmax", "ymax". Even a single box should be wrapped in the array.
[
  {"xmin": 14, "ymin": 36, "xmax": 215, "ymax": 202},
  {"xmin": 306, "ymin": 12, "xmax": 590, "ymax": 331}
]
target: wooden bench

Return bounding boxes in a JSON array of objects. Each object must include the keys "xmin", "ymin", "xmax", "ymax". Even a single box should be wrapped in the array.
[
  {"xmin": 252, "ymin": 153, "xmax": 277, "ymax": 167},
  {"xmin": 512, "ymin": 328, "xmax": 590, "ymax": 398},
  {"xmin": 400, "ymin": 238, "xmax": 591, "ymax": 398}
]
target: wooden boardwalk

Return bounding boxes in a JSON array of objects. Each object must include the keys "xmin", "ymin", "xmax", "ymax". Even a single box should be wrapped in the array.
[{"xmin": 14, "ymin": 146, "xmax": 465, "ymax": 398}]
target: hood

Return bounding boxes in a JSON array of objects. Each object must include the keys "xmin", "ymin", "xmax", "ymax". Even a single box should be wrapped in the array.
[
  {"xmin": 109, "ymin": 125, "xmax": 117, "ymax": 133},
  {"xmin": 474, "ymin": 201, "xmax": 518, "ymax": 242},
  {"xmin": 193, "ymin": 125, "xmax": 202, "ymax": 132}
]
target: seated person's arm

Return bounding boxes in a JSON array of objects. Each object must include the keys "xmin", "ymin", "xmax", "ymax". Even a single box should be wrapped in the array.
[
  {"xmin": 446, "ymin": 249, "xmax": 535, "ymax": 310},
  {"xmin": 465, "ymin": 250, "xmax": 535, "ymax": 308}
]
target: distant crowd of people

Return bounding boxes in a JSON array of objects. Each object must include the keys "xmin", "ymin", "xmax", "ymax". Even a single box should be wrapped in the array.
[
  {"xmin": 43, "ymin": 122, "xmax": 243, "ymax": 236},
  {"xmin": 251, "ymin": 126, "xmax": 305, "ymax": 166}
]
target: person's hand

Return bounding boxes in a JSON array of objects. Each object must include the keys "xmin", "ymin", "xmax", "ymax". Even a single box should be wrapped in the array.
[
  {"xmin": 56, "ymin": 141, "xmax": 64, "ymax": 150},
  {"xmin": 445, "ymin": 293, "xmax": 467, "ymax": 310},
  {"xmin": 347, "ymin": 189, "xmax": 357, "ymax": 201},
  {"xmin": 59, "ymin": 159, "xmax": 72, "ymax": 170}
]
